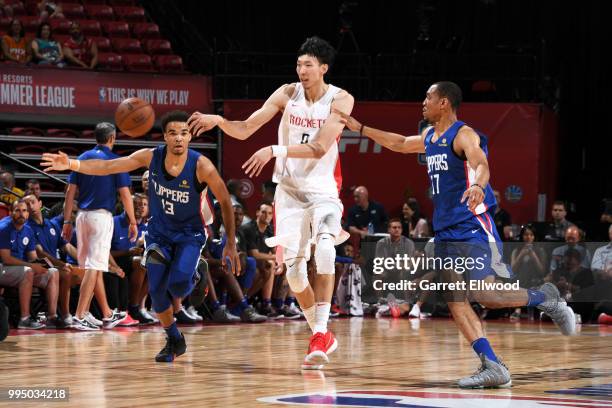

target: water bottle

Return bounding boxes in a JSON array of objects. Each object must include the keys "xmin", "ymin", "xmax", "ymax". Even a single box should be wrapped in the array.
[{"xmin": 367, "ymin": 222, "xmax": 374, "ymax": 235}]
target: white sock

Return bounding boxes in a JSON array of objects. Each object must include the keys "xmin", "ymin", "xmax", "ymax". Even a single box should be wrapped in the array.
[
  {"xmin": 303, "ymin": 304, "xmax": 316, "ymax": 333},
  {"xmin": 313, "ymin": 302, "xmax": 331, "ymax": 334}
]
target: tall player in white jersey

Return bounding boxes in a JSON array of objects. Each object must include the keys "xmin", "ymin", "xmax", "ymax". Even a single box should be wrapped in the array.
[{"xmin": 188, "ymin": 36, "xmax": 354, "ymax": 369}]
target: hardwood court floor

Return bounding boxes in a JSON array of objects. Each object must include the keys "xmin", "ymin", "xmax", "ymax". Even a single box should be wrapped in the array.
[{"xmin": 0, "ymin": 318, "xmax": 610, "ymax": 407}]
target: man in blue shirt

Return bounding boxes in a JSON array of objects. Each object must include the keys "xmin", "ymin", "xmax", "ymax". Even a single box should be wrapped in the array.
[
  {"xmin": 347, "ymin": 186, "xmax": 389, "ymax": 237},
  {"xmin": 0, "ymin": 200, "xmax": 60, "ymax": 329},
  {"xmin": 24, "ymin": 193, "xmax": 78, "ymax": 328},
  {"xmin": 62, "ymin": 122, "xmax": 136, "ymax": 331}
]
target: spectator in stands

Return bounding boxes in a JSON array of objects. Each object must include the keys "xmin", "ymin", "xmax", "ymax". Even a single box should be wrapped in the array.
[
  {"xmin": 225, "ymin": 179, "xmax": 251, "ymax": 226},
  {"xmin": 1, "ymin": 19, "xmax": 31, "ymax": 64},
  {"xmin": 493, "ymin": 190, "xmax": 512, "ymax": 240},
  {"xmin": 38, "ymin": 1, "xmax": 64, "ymax": 20},
  {"xmin": 63, "ymin": 122, "xmax": 133, "ymax": 330},
  {"xmin": 592, "ymin": 225, "xmax": 612, "ymax": 279},
  {"xmin": 25, "ymin": 179, "xmax": 41, "ymax": 199},
  {"xmin": 141, "ymin": 170, "xmax": 149, "ymax": 194},
  {"xmin": 63, "ymin": 21, "xmax": 97, "ymax": 69},
  {"xmin": 24, "ymin": 193, "xmax": 77, "ymax": 328},
  {"xmin": 31, "ymin": 22, "xmax": 65, "ymax": 67},
  {"xmin": 1, "ymin": 0, "xmax": 14, "ymax": 18},
  {"xmin": 0, "ymin": 200, "xmax": 59, "ymax": 329},
  {"xmin": 550, "ymin": 225, "xmax": 592, "ymax": 273},
  {"xmin": 240, "ymin": 202, "xmax": 278, "ymax": 316},
  {"xmin": 545, "ymin": 201, "xmax": 574, "ymax": 241},
  {"xmin": 375, "ymin": 218, "xmax": 416, "ymax": 300},
  {"xmin": 262, "ymin": 180, "xmax": 277, "ymax": 204},
  {"xmin": 546, "ymin": 248, "xmax": 594, "ymax": 301},
  {"xmin": 509, "ymin": 224, "xmax": 547, "ymax": 320},
  {"xmin": 347, "ymin": 185, "xmax": 388, "ymax": 238},
  {"xmin": 0, "ymin": 171, "xmax": 25, "ymax": 205},
  {"xmin": 401, "ymin": 198, "xmax": 429, "ymax": 238}
]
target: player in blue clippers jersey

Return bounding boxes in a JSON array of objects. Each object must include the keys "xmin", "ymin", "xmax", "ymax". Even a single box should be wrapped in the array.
[
  {"xmin": 42, "ymin": 110, "xmax": 240, "ymax": 363},
  {"xmin": 335, "ymin": 81, "xmax": 576, "ymax": 388}
]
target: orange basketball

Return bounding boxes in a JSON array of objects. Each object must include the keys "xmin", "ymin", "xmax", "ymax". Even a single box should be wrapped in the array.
[{"xmin": 115, "ymin": 97, "xmax": 155, "ymax": 137}]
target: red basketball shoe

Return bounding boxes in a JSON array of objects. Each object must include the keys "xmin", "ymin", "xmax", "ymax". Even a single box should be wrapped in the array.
[{"xmin": 301, "ymin": 331, "xmax": 338, "ymax": 370}]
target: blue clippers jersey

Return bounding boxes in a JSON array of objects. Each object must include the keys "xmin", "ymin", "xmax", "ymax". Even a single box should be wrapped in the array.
[
  {"xmin": 147, "ymin": 146, "xmax": 214, "ymax": 235},
  {"xmin": 424, "ymin": 120, "xmax": 497, "ymax": 232}
]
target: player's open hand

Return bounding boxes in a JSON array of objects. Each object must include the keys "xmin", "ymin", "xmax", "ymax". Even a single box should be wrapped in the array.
[
  {"xmin": 461, "ymin": 184, "xmax": 485, "ymax": 212},
  {"xmin": 187, "ymin": 111, "xmax": 221, "ymax": 136},
  {"xmin": 222, "ymin": 243, "xmax": 241, "ymax": 276},
  {"xmin": 41, "ymin": 151, "xmax": 70, "ymax": 172},
  {"xmin": 128, "ymin": 223, "xmax": 138, "ymax": 243},
  {"xmin": 332, "ymin": 108, "xmax": 362, "ymax": 132},
  {"xmin": 242, "ymin": 146, "xmax": 273, "ymax": 178}
]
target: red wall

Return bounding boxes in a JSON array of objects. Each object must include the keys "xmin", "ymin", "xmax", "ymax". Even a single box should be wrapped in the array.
[{"xmin": 221, "ymin": 100, "xmax": 558, "ymax": 225}]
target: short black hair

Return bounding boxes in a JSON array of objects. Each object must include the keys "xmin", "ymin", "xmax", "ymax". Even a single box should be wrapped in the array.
[
  {"xmin": 26, "ymin": 178, "xmax": 40, "ymax": 186},
  {"xmin": 10, "ymin": 19, "xmax": 25, "ymax": 38},
  {"xmin": 552, "ymin": 200, "xmax": 567, "ymax": 210},
  {"xmin": 433, "ymin": 81, "xmax": 462, "ymax": 111},
  {"xmin": 94, "ymin": 122, "xmax": 116, "ymax": 144},
  {"xmin": 258, "ymin": 201, "xmax": 273, "ymax": 211},
  {"xmin": 36, "ymin": 22, "xmax": 53, "ymax": 40},
  {"xmin": 297, "ymin": 36, "xmax": 336, "ymax": 67},
  {"xmin": 161, "ymin": 110, "xmax": 189, "ymax": 133}
]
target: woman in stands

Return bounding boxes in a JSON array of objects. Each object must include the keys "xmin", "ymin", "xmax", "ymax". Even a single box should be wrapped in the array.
[
  {"xmin": 1, "ymin": 19, "xmax": 31, "ymax": 64},
  {"xmin": 32, "ymin": 22, "xmax": 65, "ymax": 67}
]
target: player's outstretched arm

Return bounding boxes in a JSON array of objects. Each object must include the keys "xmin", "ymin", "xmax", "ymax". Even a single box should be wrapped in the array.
[
  {"xmin": 196, "ymin": 156, "xmax": 241, "ymax": 276},
  {"xmin": 456, "ymin": 127, "xmax": 490, "ymax": 212},
  {"xmin": 187, "ymin": 84, "xmax": 290, "ymax": 140},
  {"xmin": 41, "ymin": 148, "xmax": 153, "ymax": 175},
  {"xmin": 333, "ymin": 108, "xmax": 426, "ymax": 154},
  {"xmin": 242, "ymin": 91, "xmax": 354, "ymax": 178}
]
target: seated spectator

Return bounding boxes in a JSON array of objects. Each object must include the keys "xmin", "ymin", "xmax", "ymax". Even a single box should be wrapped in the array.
[
  {"xmin": 493, "ymin": 190, "xmax": 512, "ymax": 240},
  {"xmin": 38, "ymin": 1, "xmax": 64, "ymax": 20},
  {"xmin": 1, "ymin": 19, "xmax": 31, "ymax": 64},
  {"xmin": 550, "ymin": 226, "xmax": 592, "ymax": 273},
  {"xmin": 347, "ymin": 185, "xmax": 389, "ymax": 238},
  {"xmin": 31, "ymin": 22, "xmax": 65, "ymax": 67},
  {"xmin": 588, "ymin": 225, "xmax": 612, "ymax": 322},
  {"xmin": 0, "ymin": 171, "xmax": 25, "ymax": 206},
  {"xmin": 63, "ymin": 21, "xmax": 97, "ymax": 69},
  {"xmin": 546, "ymin": 248, "xmax": 594, "ymax": 301},
  {"xmin": 375, "ymin": 218, "xmax": 416, "ymax": 300},
  {"xmin": 510, "ymin": 224, "xmax": 547, "ymax": 320},
  {"xmin": 1, "ymin": 0, "xmax": 14, "ymax": 18},
  {"xmin": 240, "ymin": 202, "xmax": 278, "ymax": 316},
  {"xmin": 335, "ymin": 242, "xmax": 364, "ymax": 316},
  {"xmin": 401, "ymin": 198, "xmax": 430, "ymax": 239},
  {"xmin": 25, "ymin": 179, "xmax": 41, "ymax": 199},
  {"xmin": 0, "ymin": 200, "xmax": 59, "ymax": 329},
  {"xmin": 545, "ymin": 201, "xmax": 575, "ymax": 241}
]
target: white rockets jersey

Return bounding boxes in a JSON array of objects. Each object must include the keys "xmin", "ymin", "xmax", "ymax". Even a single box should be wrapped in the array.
[{"xmin": 273, "ymin": 82, "xmax": 342, "ymax": 196}]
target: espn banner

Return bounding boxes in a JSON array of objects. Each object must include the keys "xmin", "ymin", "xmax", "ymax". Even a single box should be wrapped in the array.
[{"xmin": 0, "ymin": 65, "xmax": 212, "ymax": 120}]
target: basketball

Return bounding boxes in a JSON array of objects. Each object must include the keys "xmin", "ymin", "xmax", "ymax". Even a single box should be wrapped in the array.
[{"xmin": 114, "ymin": 97, "xmax": 155, "ymax": 137}]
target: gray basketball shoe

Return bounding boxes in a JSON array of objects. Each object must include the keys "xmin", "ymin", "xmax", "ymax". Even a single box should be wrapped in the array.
[
  {"xmin": 458, "ymin": 354, "xmax": 512, "ymax": 388},
  {"xmin": 536, "ymin": 282, "xmax": 576, "ymax": 335}
]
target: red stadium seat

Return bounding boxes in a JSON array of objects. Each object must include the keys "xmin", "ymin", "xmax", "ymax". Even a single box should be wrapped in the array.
[
  {"xmin": 97, "ymin": 52, "xmax": 123, "ymax": 71},
  {"xmin": 0, "ymin": 17, "xmax": 11, "ymax": 32},
  {"xmin": 132, "ymin": 22, "xmax": 160, "ymax": 39},
  {"xmin": 0, "ymin": 203, "xmax": 9, "ymax": 218},
  {"xmin": 10, "ymin": 127, "xmax": 45, "ymax": 136},
  {"xmin": 15, "ymin": 145, "xmax": 46, "ymax": 154},
  {"xmin": 80, "ymin": 129, "xmax": 94, "ymax": 138},
  {"xmin": 154, "ymin": 54, "xmax": 184, "ymax": 73},
  {"xmin": 50, "ymin": 146, "xmax": 80, "ymax": 156},
  {"xmin": 22, "ymin": 0, "xmax": 38, "ymax": 15},
  {"xmin": 113, "ymin": 6, "xmax": 145, "ymax": 22},
  {"xmin": 19, "ymin": 15, "xmax": 41, "ymax": 33},
  {"xmin": 81, "ymin": 0, "xmax": 107, "ymax": 5},
  {"xmin": 122, "ymin": 53, "xmax": 155, "ymax": 72},
  {"xmin": 112, "ymin": 37, "xmax": 141, "ymax": 53},
  {"xmin": 59, "ymin": 3, "xmax": 85, "ymax": 19},
  {"xmin": 47, "ymin": 128, "xmax": 81, "ymax": 138},
  {"xmin": 103, "ymin": 21, "xmax": 130, "ymax": 38},
  {"xmin": 9, "ymin": 2, "xmax": 25, "ymax": 16},
  {"xmin": 90, "ymin": 36, "xmax": 111, "ymax": 52},
  {"xmin": 49, "ymin": 18, "xmax": 71, "ymax": 35},
  {"xmin": 85, "ymin": 4, "xmax": 114, "ymax": 21},
  {"xmin": 54, "ymin": 34, "xmax": 70, "ymax": 45},
  {"xmin": 144, "ymin": 39, "xmax": 172, "ymax": 55},
  {"xmin": 77, "ymin": 19, "xmax": 102, "ymax": 36},
  {"xmin": 108, "ymin": 0, "xmax": 136, "ymax": 6}
]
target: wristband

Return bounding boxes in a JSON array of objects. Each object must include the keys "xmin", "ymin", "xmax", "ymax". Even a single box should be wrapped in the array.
[
  {"xmin": 63, "ymin": 220, "xmax": 73, "ymax": 225},
  {"xmin": 471, "ymin": 184, "xmax": 485, "ymax": 192},
  {"xmin": 69, "ymin": 159, "xmax": 80, "ymax": 172},
  {"xmin": 271, "ymin": 145, "xmax": 287, "ymax": 158}
]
